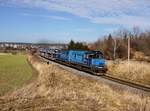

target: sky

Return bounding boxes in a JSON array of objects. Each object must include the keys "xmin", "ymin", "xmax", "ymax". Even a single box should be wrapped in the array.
[{"xmin": 0, "ymin": 0, "xmax": 150, "ymax": 43}]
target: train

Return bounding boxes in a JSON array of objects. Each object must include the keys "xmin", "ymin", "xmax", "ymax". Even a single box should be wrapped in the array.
[{"xmin": 39, "ymin": 48, "xmax": 108, "ymax": 74}]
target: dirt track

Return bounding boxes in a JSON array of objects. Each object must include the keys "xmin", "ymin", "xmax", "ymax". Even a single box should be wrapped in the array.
[{"xmin": 0, "ymin": 55, "xmax": 150, "ymax": 111}]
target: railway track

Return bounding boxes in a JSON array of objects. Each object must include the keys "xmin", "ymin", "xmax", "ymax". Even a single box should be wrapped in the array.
[
  {"xmin": 101, "ymin": 75, "xmax": 150, "ymax": 92},
  {"xmin": 39, "ymin": 55, "xmax": 150, "ymax": 93}
]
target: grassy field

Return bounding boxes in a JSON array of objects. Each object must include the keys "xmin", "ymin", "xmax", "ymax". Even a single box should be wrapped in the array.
[
  {"xmin": 0, "ymin": 54, "xmax": 33, "ymax": 95},
  {"xmin": 107, "ymin": 60, "xmax": 150, "ymax": 86},
  {"xmin": 0, "ymin": 55, "xmax": 149, "ymax": 111}
]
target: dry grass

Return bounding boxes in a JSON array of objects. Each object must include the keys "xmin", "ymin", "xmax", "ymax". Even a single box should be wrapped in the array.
[
  {"xmin": 107, "ymin": 60, "xmax": 150, "ymax": 86},
  {"xmin": 0, "ymin": 55, "xmax": 150, "ymax": 111}
]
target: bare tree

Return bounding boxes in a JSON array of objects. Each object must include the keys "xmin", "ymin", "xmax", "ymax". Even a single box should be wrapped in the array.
[
  {"xmin": 114, "ymin": 28, "xmax": 130, "ymax": 39},
  {"xmin": 132, "ymin": 26, "xmax": 141, "ymax": 37}
]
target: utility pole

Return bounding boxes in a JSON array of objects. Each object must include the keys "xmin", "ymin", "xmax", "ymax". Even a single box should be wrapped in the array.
[
  {"xmin": 128, "ymin": 34, "xmax": 130, "ymax": 62},
  {"xmin": 113, "ymin": 38, "xmax": 116, "ymax": 60},
  {"xmin": 128, "ymin": 34, "xmax": 130, "ymax": 73}
]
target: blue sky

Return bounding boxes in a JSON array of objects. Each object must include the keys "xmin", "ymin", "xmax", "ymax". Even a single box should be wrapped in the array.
[{"xmin": 0, "ymin": 0, "xmax": 150, "ymax": 43}]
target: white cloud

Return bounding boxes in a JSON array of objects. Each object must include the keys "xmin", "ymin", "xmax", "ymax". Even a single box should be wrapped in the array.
[
  {"xmin": 90, "ymin": 15, "xmax": 150, "ymax": 27},
  {"xmin": 21, "ymin": 13, "xmax": 71, "ymax": 20},
  {"xmin": 75, "ymin": 28, "xmax": 95, "ymax": 33},
  {"xmin": 2, "ymin": 0, "xmax": 150, "ymax": 27}
]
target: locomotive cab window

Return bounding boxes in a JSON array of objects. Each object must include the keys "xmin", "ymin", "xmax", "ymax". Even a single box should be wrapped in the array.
[{"xmin": 87, "ymin": 53, "xmax": 103, "ymax": 59}]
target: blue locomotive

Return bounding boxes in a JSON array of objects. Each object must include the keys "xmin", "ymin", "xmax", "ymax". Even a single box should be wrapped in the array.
[
  {"xmin": 39, "ymin": 48, "xmax": 107, "ymax": 73},
  {"xmin": 58, "ymin": 50, "xmax": 107, "ymax": 73}
]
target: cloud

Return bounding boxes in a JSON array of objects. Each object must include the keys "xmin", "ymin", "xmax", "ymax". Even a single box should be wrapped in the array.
[
  {"xmin": 21, "ymin": 13, "xmax": 71, "ymax": 20},
  {"xmin": 2, "ymin": 0, "xmax": 150, "ymax": 27},
  {"xmin": 75, "ymin": 28, "xmax": 95, "ymax": 33},
  {"xmin": 90, "ymin": 15, "xmax": 150, "ymax": 27}
]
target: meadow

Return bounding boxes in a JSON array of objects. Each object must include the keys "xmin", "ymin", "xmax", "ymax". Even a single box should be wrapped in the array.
[
  {"xmin": 0, "ymin": 55, "xmax": 149, "ymax": 111},
  {"xmin": 0, "ymin": 53, "xmax": 33, "ymax": 95},
  {"xmin": 107, "ymin": 60, "xmax": 150, "ymax": 86}
]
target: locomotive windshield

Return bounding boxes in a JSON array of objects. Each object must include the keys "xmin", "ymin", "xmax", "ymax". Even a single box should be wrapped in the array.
[
  {"xmin": 87, "ymin": 54, "xmax": 103, "ymax": 59},
  {"xmin": 86, "ymin": 51, "xmax": 104, "ymax": 59}
]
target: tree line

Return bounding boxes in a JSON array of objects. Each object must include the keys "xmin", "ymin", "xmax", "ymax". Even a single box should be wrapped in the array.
[
  {"xmin": 68, "ymin": 40, "xmax": 89, "ymax": 50},
  {"xmin": 89, "ymin": 27, "xmax": 150, "ymax": 60},
  {"xmin": 67, "ymin": 27, "xmax": 150, "ymax": 60}
]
